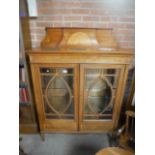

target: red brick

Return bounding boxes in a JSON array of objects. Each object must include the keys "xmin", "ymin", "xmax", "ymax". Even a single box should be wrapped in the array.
[
  {"xmin": 114, "ymin": 29, "xmax": 134, "ymax": 35},
  {"xmin": 83, "ymin": 16, "xmax": 99, "ymax": 22},
  {"xmin": 31, "ymin": 40, "xmax": 40, "ymax": 48},
  {"xmin": 36, "ymin": 34, "xmax": 45, "ymax": 41},
  {"xmin": 53, "ymin": 22, "xmax": 71, "ymax": 27},
  {"xmin": 38, "ymin": 9, "xmax": 72, "ymax": 15},
  {"xmin": 123, "ymin": 35, "xmax": 135, "ymax": 41},
  {"xmin": 90, "ymin": 10, "xmax": 107, "ymax": 15},
  {"xmin": 119, "ymin": 42, "xmax": 129, "ymax": 47},
  {"xmin": 119, "ymin": 17, "xmax": 135, "ymax": 22},
  {"xmin": 108, "ymin": 23, "xmax": 127, "ymax": 29},
  {"xmin": 119, "ymin": 42, "xmax": 135, "ymax": 48},
  {"xmin": 72, "ymin": 9, "xmax": 90, "ymax": 14},
  {"xmin": 100, "ymin": 16, "xmax": 111, "ymax": 22},
  {"xmin": 38, "ymin": 2, "xmax": 76, "ymax": 8},
  {"xmin": 125, "ymin": 24, "xmax": 135, "ymax": 29},
  {"xmin": 30, "ymin": 34, "xmax": 36, "ymax": 40},
  {"xmin": 30, "ymin": 28, "xmax": 45, "ymax": 34},
  {"xmin": 96, "ymin": 23, "xmax": 109, "ymax": 28},
  {"xmin": 71, "ymin": 22, "xmax": 91, "ymax": 28},
  {"xmin": 115, "ymin": 35, "xmax": 124, "ymax": 40},
  {"xmin": 38, "ymin": 9, "xmax": 48, "ymax": 14},
  {"xmin": 29, "ymin": 20, "xmax": 36, "ymax": 28},
  {"xmin": 36, "ymin": 22, "xmax": 53, "ymax": 27},
  {"xmin": 29, "ymin": 0, "xmax": 135, "ymax": 49},
  {"xmin": 64, "ymin": 16, "xmax": 81, "ymax": 21},
  {"xmin": 38, "ymin": 1, "xmax": 98, "ymax": 8},
  {"xmin": 37, "ymin": 1, "xmax": 76, "ymax": 8},
  {"xmin": 81, "ymin": 2, "xmax": 98, "ymax": 8},
  {"xmin": 40, "ymin": 16, "xmax": 63, "ymax": 21}
]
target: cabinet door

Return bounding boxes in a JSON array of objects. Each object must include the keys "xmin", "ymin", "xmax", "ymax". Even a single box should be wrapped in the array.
[
  {"xmin": 31, "ymin": 64, "xmax": 79, "ymax": 132},
  {"xmin": 79, "ymin": 64, "xmax": 128, "ymax": 131}
]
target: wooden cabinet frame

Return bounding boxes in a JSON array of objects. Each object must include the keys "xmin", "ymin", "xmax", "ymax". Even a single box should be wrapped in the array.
[
  {"xmin": 79, "ymin": 64, "xmax": 129, "ymax": 131},
  {"xmin": 30, "ymin": 63, "xmax": 79, "ymax": 135},
  {"xmin": 28, "ymin": 51, "xmax": 134, "ymax": 139}
]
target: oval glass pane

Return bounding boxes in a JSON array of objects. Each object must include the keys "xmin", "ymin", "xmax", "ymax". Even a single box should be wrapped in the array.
[
  {"xmin": 87, "ymin": 78, "xmax": 112, "ymax": 114},
  {"xmin": 46, "ymin": 76, "xmax": 72, "ymax": 114}
]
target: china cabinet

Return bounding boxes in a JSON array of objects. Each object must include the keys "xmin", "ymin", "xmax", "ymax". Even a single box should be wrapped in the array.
[{"xmin": 27, "ymin": 28, "xmax": 134, "ymax": 139}]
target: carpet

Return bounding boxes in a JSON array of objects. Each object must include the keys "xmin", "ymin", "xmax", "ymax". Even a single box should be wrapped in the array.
[{"xmin": 20, "ymin": 133, "xmax": 110, "ymax": 155}]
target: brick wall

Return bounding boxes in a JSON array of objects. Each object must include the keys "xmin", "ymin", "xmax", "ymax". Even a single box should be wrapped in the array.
[{"xmin": 29, "ymin": 0, "xmax": 135, "ymax": 49}]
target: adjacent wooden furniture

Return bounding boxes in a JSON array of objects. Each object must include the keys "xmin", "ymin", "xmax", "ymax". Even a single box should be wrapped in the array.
[
  {"xmin": 96, "ymin": 110, "xmax": 135, "ymax": 155},
  {"xmin": 19, "ymin": 18, "xmax": 37, "ymax": 133},
  {"xmin": 27, "ymin": 28, "xmax": 134, "ymax": 139},
  {"xmin": 118, "ymin": 110, "xmax": 135, "ymax": 151},
  {"xmin": 95, "ymin": 147, "xmax": 134, "ymax": 155}
]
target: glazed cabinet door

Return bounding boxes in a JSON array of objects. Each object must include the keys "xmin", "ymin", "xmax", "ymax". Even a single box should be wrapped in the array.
[
  {"xmin": 31, "ymin": 64, "xmax": 79, "ymax": 132},
  {"xmin": 79, "ymin": 64, "xmax": 128, "ymax": 131}
]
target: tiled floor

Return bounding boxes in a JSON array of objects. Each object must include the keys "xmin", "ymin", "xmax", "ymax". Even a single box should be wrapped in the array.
[{"xmin": 20, "ymin": 133, "xmax": 110, "ymax": 155}]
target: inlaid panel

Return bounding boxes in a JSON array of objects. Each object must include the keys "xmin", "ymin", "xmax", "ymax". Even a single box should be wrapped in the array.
[{"xmin": 41, "ymin": 28, "xmax": 118, "ymax": 50}]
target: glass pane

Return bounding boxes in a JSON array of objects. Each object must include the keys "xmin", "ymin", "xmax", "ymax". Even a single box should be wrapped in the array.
[
  {"xmin": 40, "ymin": 68, "xmax": 56, "ymax": 74},
  {"xmin": 84, "ymin": 100, "xmax": 114, "ymax": 120},
  {"xmin": 44, "ymin": 98, "xmax": 74, "ymax": 120},
  {"xmin": 84, "ymin": 68, "xmax": 120, "ymax": 121},
  {"xmin": 40, "ymin": 67, "xmax": 74, "ymax": 120},
  {"xmin": 40, "ymin": 67, "xmax": 73, "ymax": 75}
]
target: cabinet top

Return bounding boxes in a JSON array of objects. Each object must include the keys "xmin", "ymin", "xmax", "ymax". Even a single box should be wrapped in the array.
[
  {"xmin": 27, "ymin": 28, "xmax": 134, "ymax": 66},
  {"xmin": 31, "ymin": 27, "xmax": 133, "ymax": 52},
  {"xmin": 27, "ymin": 49, "xmax": 134, "ymax": 67}
]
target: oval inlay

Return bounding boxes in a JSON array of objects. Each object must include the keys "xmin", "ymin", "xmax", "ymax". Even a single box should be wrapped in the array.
[
  {"xmin": 67, "ymin": 32, "xmax": 91, "ymax": 46},
  {"xmin": 45, "ymin": 75, "xmax": 72, "ymax": 114}
]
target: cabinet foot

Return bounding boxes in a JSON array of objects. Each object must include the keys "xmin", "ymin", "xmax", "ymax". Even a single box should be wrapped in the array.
[{"xmin": 40, "ymin": 132, "xmax": 45, "ymax": 141}]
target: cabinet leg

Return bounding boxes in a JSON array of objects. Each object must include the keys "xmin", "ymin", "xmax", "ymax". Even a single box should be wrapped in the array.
[{"xmin": 40, "ymin": 132, "xmax": 45, "ymax": 141}]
